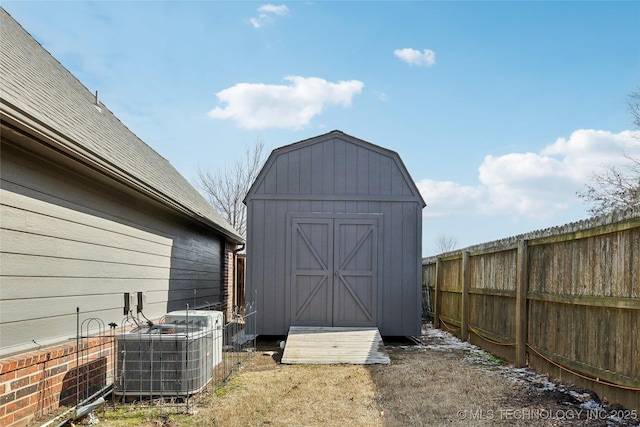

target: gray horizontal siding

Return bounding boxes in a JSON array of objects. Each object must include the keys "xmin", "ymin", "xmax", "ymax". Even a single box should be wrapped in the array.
[{"xmin": 0, "ymin": 143, "xmax": 224, "ymax": 357}]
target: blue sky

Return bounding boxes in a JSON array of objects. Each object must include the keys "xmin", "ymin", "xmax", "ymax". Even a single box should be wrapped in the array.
[{"xmin": 3, "ymin": 1, "xmax": 639, "ymax": 256}]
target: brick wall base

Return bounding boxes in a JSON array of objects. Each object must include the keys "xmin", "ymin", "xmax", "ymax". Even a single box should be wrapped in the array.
[{"xmin": 0, "ymin": 337, "xmax": 114, "ymax": 427}]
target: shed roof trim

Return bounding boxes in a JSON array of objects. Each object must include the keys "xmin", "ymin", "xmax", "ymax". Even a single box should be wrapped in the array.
[{"xmin": 245, "ymin": 130, "xmax": 426, "ymax": 207}]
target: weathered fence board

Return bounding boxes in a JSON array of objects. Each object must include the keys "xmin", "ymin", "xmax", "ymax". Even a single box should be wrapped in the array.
[{"xmin": 423, "ymin": 208, "xmax": 640, "ymax": 412}]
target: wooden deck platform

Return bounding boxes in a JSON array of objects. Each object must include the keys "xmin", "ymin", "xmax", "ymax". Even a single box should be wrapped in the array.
[{"xmin": 281, "ymin": 326, "xmax": 391, "ymax": 365}]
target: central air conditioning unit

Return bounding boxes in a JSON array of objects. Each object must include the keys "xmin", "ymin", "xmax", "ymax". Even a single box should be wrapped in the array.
[
  {"xmin": 163, "ymin": 310, "xmax": 224, "ymax": 373},
  {"xmin": 115, "ymin": 310, "xmax": 223, "ymax": 397}
]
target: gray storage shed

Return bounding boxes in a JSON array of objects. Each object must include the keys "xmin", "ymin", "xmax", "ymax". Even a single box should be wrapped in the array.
[{"xmin": 245, "ymin": 131, "xmax": 426, "ymax": 337}]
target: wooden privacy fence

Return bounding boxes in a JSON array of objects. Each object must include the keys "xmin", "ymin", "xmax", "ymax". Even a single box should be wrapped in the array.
[{"xmin": 422, "ymin": 208, "xmax": 639, "ymax": 412}]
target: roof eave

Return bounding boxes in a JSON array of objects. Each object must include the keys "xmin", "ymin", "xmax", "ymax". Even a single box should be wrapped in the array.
[{"xmin": 1, "ymin": 101, "xmax": 245, "ymax": 244}]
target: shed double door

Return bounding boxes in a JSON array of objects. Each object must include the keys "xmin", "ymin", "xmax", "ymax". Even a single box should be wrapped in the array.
[{"xmin": 289, "ymin": 216, "xmax": 379, "ymax": 327}]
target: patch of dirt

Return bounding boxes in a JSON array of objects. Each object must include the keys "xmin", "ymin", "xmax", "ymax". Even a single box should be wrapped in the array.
[{"xmin": 374, "ymin": 325, "xmax": 639, "ymax": 426}]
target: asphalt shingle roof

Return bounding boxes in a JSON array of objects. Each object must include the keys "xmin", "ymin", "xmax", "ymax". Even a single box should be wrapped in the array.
[{"xmin": 0, "ymin": 8, "xmax": 243, "ymax": 243}]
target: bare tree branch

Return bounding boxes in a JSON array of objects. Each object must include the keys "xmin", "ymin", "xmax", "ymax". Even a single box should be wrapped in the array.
[
  {"xmin": 434, "ymin": 234, "xmax": 457, "ymax": 254},
  {"xmin": 194, "ymin": 140, "xmax": 267, "ymax": 238},
  {"xmin": 577, "ymin": 159, "xmax": 640, "ymax": 217},
  {"xmin": 577, "ymin": 88, "xmax": 640, "ymax": 216},
  {"xmin": 629, "ymin": 87, "xmax": 640, "ymax": 129}
]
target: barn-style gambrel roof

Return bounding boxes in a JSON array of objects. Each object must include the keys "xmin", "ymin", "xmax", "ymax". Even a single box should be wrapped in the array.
[
  {"xmin": 0, "ymin": 8, "xmax": 243, "ymax": 243},
  {"xmin": 245, "ymin": 130, "xmax": 426, "ymax": 207}
]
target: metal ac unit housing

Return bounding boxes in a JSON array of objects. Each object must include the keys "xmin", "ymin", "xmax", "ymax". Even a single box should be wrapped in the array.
[
  {"xmin": 163, "ymin": 310, "xmax": 223, "ymax": 371},
  {"xmin": 115, "ymin": 310, "xmax": 223, "ymax": 397}
]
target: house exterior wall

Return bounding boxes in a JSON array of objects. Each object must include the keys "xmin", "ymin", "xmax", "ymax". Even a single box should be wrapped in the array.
[
  {"xmin": 245, "ymin": 132, "xmax": 424, "ymax": 337},
  {"xmin": 0, "ymin": 139, "xmax": 227, "ymax": 358},
  {"xmin": 0, "ymin": 11, "xmax": 243, "ymax": 425}
]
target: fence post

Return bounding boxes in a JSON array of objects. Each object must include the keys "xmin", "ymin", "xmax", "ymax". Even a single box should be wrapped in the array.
[
  {"xmin": 515, "ymin": 239, "xmax": 529, "ymax": 368},
  {"xmin": 434, "ymin": 257, "xmax": 442, "ymax": 328},
  {"xmin": 461, "ymin": 251, "xmax": 470, "ymax": 342}
]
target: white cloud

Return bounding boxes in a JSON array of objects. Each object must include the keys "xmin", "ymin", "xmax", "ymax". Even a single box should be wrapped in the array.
[
  {"xmin": 207, "ymin": 76, "xmax": 364, "ymax": 130},
  {"xmin": 259, "ymin": 4, "xmax": 289, "ymax": 15},
  {"xmin": 540, "ymin": 129, "xmax": 638, "ymax": 180},
  {"xmin": 250, "ymin": 3, "xmax": 289, "ymax": 28},
  {"xmin": 394, "ymin": 48, "xmax": 436, "ymax": 67},
  {"xmin": 418, "ymin": 129, "xmax": 639, "ymax": 220},
  {"xmin": 417, "ymin": 180, "xmax": 489, "ymax": 216},
  {"xmin": 369, "ymin": 90, "xmax": 388, "ymax": 102}
]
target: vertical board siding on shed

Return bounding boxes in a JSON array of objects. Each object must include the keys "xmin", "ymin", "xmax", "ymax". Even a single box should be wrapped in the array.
[
  {"xmin": 0, "ymin": 144, "xmax": 224, "ymax": 357},
  {"xmin": 251, "ymin": 137, "xmax": 415, "ymax": 199},
  {"xmin": 402, "ymin": 203, "xmax": 422, "ymax": 334},
  {"xmin": 246, "ymin": 132, "xmax": 425, "ymax": 336},
  {"xmin": 248, "ymin": 200, "xmax": 422, "ymax": 335}
]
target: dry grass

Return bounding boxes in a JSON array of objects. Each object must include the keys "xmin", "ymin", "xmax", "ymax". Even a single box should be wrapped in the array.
[
  {"xmin": 196, "ymin": 354, "xmax": 383, "ymax": 426},
  {"xmin": 75, "ymin": 327, "xmax": 637, "ymax": 427},
  {"xmin": 191, "ymin": 346, "xmax": 542, "ymax": 427},
  {"xmin": 188, "ymin": 338, "xmax": 594, "ymax": 427}
]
